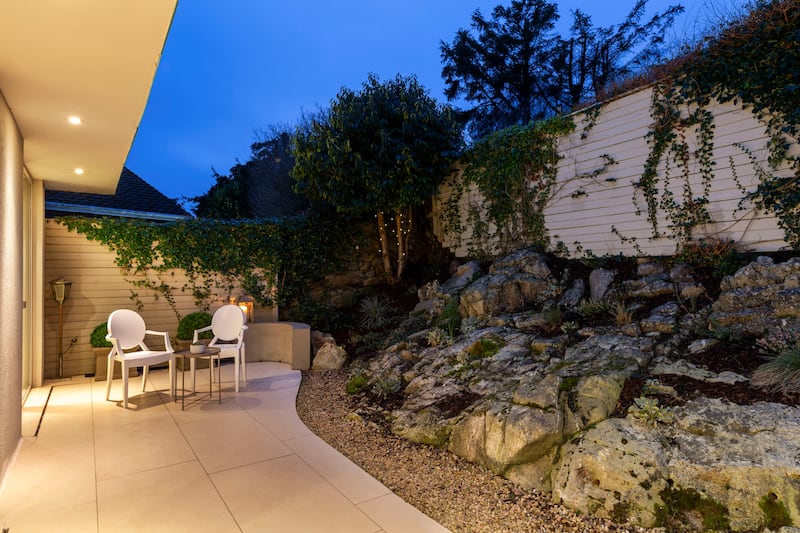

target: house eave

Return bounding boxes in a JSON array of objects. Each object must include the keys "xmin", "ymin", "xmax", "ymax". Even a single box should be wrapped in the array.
[{"xmin": 45, "ymin": 201, "xmax": 191, "ymax": 222}]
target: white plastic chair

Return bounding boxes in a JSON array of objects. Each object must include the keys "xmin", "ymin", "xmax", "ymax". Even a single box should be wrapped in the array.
[
  {"xmin": 192, "ymin": 304, "xmax": 247, "ymax": 393},
  {"xmin": 104, "ymin": 309, "xmax": 175, "ymax": 409}
]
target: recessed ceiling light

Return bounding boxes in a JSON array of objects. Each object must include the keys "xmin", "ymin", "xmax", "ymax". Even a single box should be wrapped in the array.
[
  {"xmin": 67, "ymin": 116, "xmax": 82, "ymax": 125},
  {"xmin": 74, "ymin": 168, "xmax": 84, "ymax": 175}
]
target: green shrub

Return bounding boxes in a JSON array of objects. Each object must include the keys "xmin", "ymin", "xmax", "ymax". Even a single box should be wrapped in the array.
[
  {"xmin": 435, "ymin": 297, "xmax": 462, "ymax": 333},
  {"xmin": 176, "ymin": 312, "xmax": 213, "ymax": 341},
  {"xmin": 465, "ymin": 336, "xmax": 503, "ymax": 359},
  {"xmin": 677, "ymin": 238, "xmax": 748, "ymax": 286},
  {"xmin": 539, "ymin": 306, "xmax": 564, "ymax": 336},
  {"xmin": 90, "ymin": 322, "xmax": 112, "ymax": 348},
  {"xmin": 370, "ymin": 376, "xmax": 403, "ymax": 400},
  {"xmin": 427, "ymin": 327, "xmax": 448, "ymax": 347},
  {"xmin": 284, "ymin": 298, "xmax": 349, "ymax": 332},
  {"xmin": 578, "ymin": 298, "xmax": 613, "ymax": 318},
  {"xmin": 628, "ymin": 397, "xmax": 674, "ymax": 427},
  {"xmin": 346, "ymin": 372, "xmax": 369, "ymax": 394}
]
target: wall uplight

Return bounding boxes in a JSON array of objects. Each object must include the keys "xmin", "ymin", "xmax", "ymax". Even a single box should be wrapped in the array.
[
  {"xmin": 235, "ymin": 294, "xmax": 254, "ymax": 322},
  {"xmin": 74, "ymin": 168, "xmax": 84, "ymax": 175},
  {"xmin": 67, "ymin": 115, "xmax": 82, "ymax": 125}
]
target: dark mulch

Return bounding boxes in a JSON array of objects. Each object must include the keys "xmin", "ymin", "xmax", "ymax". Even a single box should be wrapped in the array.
[{"xmin": 613, "ymin": 340, "xmax": 799, "ymax": 417}]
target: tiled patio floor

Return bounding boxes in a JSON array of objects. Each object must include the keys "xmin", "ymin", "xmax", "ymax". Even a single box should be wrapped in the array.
[{"xmin": 0, "ymin": 362, "xmax": 450, "ymax": 533}]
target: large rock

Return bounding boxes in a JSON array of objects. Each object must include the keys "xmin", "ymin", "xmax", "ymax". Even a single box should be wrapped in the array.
[
  {"xmin": 441, "ymin": 260, "xmax": 483, "ymax": 294},
  {"xmin": 553, "ymin": 417, "xmax": 670, "ymax": 527},
  {"xmin": 459, "ymin": 272, "xmax": 554, "ymax": 318},
  {"xmin": 391, "ymin": 379, "xmax": 478, "ymax": 447},
  {"xmin": 559, "ymin": 334, "xmax": 654, "ymax": 375},
  {"xmin": 312, "ymin": 343, "xmax": 347, "ymax": 370},
  {"xmin": 311, "ymin": 330, "xmax": 335, "ymax": 354},
  {"xmin": 666, "ymin": 398, "xmax": 800, "ymax": 531},
  {"xmin": 457, "ymin": 249, "xmax": 557, "ymax": 319},
  {"xmin": 640, "ymin": 301, "xmax": 680, "ymax": 334},
  {"xmin": 559, "ymin": 278, "xmax": 586, "ymax": 310},
  {"xmin": 589, "ymin": 268, "xmax": 616, "ymax": 301},
  {"xmin": 490, "ymin": 248, "xmax": 552, "ymax": 278},
  {"xmin": 449, "ymin": 400, "xmax": 564, "ymax": 491},
  {"xmin": 562, "ymin": 373, "xmax": 626, "ymax": 433},
  {"xmin": 553, "ymin": 398, "xmax": 800, "ymax": 530},
  {"xmin": 720, "ymin": 256, "xmax": 800, "ymax": 290},
  {"xmin": 710, "ymin": 256, "xmax": 800, "ymax": 334}
]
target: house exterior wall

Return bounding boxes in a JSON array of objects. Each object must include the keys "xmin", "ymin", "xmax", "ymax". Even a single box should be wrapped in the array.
[
  {"xmin": 0, "ymin": 91, "xmax": 24, "ymax": 484},
  {"xmin": 433, "ymin": 85, "xmax": 791, "ymax": 258},
  {"xmin": 43, "ymin": 220, "xmax": 242, "ymax": 379}
]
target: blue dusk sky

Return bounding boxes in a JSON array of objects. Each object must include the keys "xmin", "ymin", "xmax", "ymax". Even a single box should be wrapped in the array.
[{"xmin": 124, "ymin": 0, "xmax": 748, "ymax": 203}]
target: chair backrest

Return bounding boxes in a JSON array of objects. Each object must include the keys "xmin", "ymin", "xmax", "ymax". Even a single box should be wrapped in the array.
[
  {"xmin": 212, "ymin": 304, "xmax": 246, "ymax": 341},
  {"xmin": 107, "ymin": 309, "xmax": 146, "ymax": 349}
]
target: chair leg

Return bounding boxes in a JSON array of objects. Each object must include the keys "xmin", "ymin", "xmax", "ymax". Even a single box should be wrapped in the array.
[
  {"xmin": 169, "ymin": 360, "xmax": 175, "ymax": 399},
  {"xmin": 234, "ymin": 354, "xmax": 240, "ymax": 393},
  {"xmin": 105, "ymin": 356, "xmax": 114, "ymax": 401},
  {"xmin": 123, "ymin": 367, "xmax": 129, "ymax": 409},
  {"xmin": 241, "ymin": 345, "xmax": 247, "ymax": 383},
  {"xmin": 142, "ymin": 365, "xmax": 149, "ymax": 392}
]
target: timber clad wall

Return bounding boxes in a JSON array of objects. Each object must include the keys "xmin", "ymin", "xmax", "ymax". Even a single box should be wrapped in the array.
[
  {"xmin": 43, "ymin": 220, "xmax": 234, "ymax": 379},
  {"xmin": 433, "ymin": 85, "xmax": 792, "ymax": 258}
]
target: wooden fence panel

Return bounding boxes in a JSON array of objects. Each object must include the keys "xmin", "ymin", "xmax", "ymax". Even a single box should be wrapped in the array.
[
  {"xmin": 44, "ymin": 220, "xmax": 238, "ymax": 379},
  {"xmin": 433, "ymin": 85, "xmax": 791, "ymax": 258}
]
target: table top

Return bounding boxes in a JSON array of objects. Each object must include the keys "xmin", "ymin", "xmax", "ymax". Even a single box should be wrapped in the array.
[{"xmin": 174, "ymin": 346, "xmax": 220, "ymax": 357}]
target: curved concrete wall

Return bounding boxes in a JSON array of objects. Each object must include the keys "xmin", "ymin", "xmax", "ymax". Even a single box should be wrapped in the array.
[
  {"xmin": 244, "ymin": 322, "xmax": 310, "ymax": 370},
  {"xmin": 0, "ymin": 91, "xmax": 24, "ymax": 482}
]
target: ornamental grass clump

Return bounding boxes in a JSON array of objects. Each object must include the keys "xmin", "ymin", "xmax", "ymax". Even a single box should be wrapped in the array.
[
  {"xmin": 358, "ymin": 295, "xmax": 396, "ymax": 330},
  {"xmin": 752, "ymin": 326, "xmax": 800, "ymax": 395},
  {"xmin": 751, "ymin": 346, "xmax": 800, "ymax": 395}
]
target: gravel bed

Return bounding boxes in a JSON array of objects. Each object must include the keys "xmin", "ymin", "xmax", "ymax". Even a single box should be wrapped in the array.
[{"xmin": 295, "ymin": 369, "xmax": 651, "ymax": 533}]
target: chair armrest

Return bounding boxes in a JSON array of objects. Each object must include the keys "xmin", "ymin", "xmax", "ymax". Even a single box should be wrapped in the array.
[
  {"xmin": 106, "ymin": 335, "xmax": 122, "ymax": 356},
  {"xmin": 193, "ymin": 325, "xmax": 213, "ymax": 343},
  {"xmin": 145, "ymin": 329, "xmax": 174, "ymax": 352}
]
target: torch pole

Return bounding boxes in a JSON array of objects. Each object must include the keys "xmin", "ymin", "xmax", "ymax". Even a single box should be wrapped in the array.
[{"xmin": 57, "ymin": 302, "xmax": 64, "ymax": 378}]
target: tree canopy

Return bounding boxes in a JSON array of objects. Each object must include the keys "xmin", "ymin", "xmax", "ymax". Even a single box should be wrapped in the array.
[
  {"xmin": 191, "ymin": 127, "xmax": 307, "ymax": 219},
  {"xmin": 291, "ymin": 73, "xmax": 463, "ymax": 282},
  {"xmin": 191, "ymin": 165, "xmax": 251, "ymax": 219},
  {"xmin": 441, "ymin": 0, "xmax": 683, "ymax": 139}
]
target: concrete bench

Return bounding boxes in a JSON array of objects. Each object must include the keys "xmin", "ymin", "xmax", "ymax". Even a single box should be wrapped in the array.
[{"xmin": 244, "ymin": 321, "xmax": 311, "ymax": 370}]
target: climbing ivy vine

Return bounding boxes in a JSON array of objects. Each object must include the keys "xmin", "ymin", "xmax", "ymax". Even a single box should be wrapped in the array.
[
  {"xmin": 634, "ymin": 83, "xmax": 716, "ymax": 245},
  {"xmin": 441, "ymin": 116, "xmax": 575, "ymax": 256},
  {"xmin": 59, "ymin": 211, "xmax": 355, "ymax": 318},
  {"xmin": 635, "ymin": 0, "xmax": 800, "ymax": 248}
]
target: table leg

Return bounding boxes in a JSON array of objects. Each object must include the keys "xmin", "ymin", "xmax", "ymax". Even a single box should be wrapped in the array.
[{"xmin": 182, "ymin": 354, "xmax": 186, "ymax": 410}]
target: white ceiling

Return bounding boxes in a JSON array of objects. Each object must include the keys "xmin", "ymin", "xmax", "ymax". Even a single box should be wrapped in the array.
[{"xmin": 0, "ymin": 0, "xmax": 178, "ymax": 193}]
